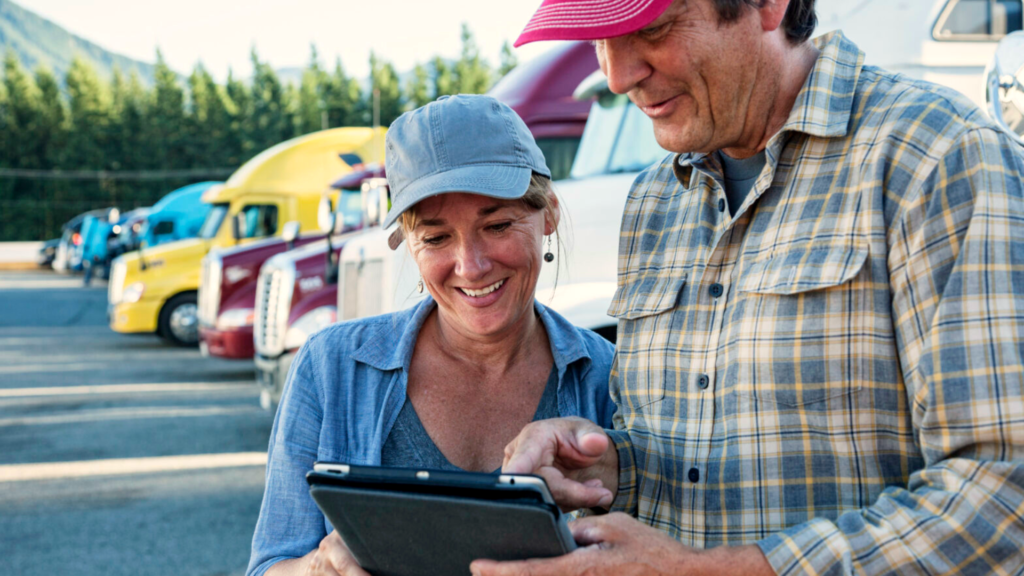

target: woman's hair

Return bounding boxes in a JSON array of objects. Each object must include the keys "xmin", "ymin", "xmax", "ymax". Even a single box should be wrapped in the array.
[{"xmin": 398, "ymin": 174, "xmax": 562, "ymax": 251}]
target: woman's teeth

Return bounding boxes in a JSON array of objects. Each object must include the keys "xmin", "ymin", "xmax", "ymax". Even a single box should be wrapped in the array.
[{"xmin": 460, "ymin": 279, "xmax": 505, "ymax": 298}]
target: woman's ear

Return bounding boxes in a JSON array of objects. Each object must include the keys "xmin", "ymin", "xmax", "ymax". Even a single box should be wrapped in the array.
[{"xmin": 544, "ymin": 191, "xmax": 561, "ymax": 236}]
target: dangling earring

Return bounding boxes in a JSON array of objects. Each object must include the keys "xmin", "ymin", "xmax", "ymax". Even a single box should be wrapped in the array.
[
  {"xmin": 543, "ymin": 235, "xmax": 555, "ymax": 263},
  {"xmin": 417, "ymin": 277, "xmax": 424, "ymax": 293}
]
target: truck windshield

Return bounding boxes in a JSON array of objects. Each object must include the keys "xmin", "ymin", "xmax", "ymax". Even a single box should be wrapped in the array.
[
  {"xmin": 198, "ymin": 204, "xmax": 229, "ymax": 240},
  {"xmin": 570, "ymin": 92, "xmax": 669, "ymax": 179},
  {"xmin": 339, "ymin": 190, "xmax": 363, "ymax": 230}
]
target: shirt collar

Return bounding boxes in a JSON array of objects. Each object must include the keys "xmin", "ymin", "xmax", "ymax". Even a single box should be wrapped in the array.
[
  {"xmin": 674, "ymin": 30, "xmax": 864, "ymax": 170},
  {"xmin": 351, "ymin": 296, "xmax": 592, "ymax": 373}
]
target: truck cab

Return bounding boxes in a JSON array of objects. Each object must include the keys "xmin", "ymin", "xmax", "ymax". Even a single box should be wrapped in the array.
[
  {"xmin": 196, "ymin": 149, "xmax": 384, "ymax": 358},
  {"xmin": 108, "ymin": 127, "xmax": 386, "ymax": 346},
  {"xmin": 132, "ymin": 181, "xmax": 220, "ymax": 252}
]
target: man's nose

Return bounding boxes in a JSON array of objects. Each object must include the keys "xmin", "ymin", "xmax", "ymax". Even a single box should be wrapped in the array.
[
  {"xmin": 598, "ymin": 36, "xmax": 651, "ymax": 95},
  {"xmin": 454, "ymin": 239, "xmax": 492, "ymax": 280}
]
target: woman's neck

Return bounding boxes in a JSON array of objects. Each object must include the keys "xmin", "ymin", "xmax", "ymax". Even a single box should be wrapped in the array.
[{"xmin": 425, "ymin": 306, "xmax": 545, "ymax": 376}]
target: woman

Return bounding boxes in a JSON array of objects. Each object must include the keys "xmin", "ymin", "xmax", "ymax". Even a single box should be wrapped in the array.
[{"xmin": 247, "ymin": 95, "xmax": 615, "ymax": 576}]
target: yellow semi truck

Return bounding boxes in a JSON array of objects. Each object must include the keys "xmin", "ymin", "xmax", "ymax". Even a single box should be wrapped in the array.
[{"xmin": 108, "ymin": 127, "xmax": 386, "ymax": 346}]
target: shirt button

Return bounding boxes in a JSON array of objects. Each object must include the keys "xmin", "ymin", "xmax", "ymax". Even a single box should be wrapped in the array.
[
  {"xmin": 709, "ymin": 283, "xmax": 723, "ymax": 298},
  {"xmin": 697, "ymin": 374, "xmax": 709, "ymax": 390},
  {"xmin": 718, "ymin": 198, "xmax": 726, "ymax": 212},
  {"xmin": 688, "ymin": 468, "xmax": 700, "ymax": 483}
]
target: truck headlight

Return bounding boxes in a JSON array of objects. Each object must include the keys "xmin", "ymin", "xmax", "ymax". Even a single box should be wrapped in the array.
[
  {"xmin": 216, "ymin": 308, "xmax": 255, "ymax": 330},
  {"xmin": 284, "ymin": 306, "xmax": 337, "ymax": 351},
  {"xmin": 123, "ymin": 282, "xmax": 145, "ymax": 303}
]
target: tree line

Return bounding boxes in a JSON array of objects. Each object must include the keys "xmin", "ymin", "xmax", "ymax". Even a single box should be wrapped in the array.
[{"xmin": 0, "ymin": 25, "xmax": 516, "ymax": 241}]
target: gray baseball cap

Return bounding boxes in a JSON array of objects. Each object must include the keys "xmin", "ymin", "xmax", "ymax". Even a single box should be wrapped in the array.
[{"xmin": 383, "ymin": 94, "xmax": 551, "ymax": 249}]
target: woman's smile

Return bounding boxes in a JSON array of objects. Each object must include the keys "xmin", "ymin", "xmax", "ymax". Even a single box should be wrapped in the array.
[{"xmin": 455, "ymin": 278, "xmax": 509, "ymax": 307}]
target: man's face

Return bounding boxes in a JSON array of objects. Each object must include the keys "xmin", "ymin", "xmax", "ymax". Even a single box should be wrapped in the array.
[{"xmin": 595, "ymin": 0, "xmax": 765, "ymax": 154}]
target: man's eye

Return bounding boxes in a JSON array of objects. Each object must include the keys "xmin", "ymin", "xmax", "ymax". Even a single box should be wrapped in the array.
[{"xmin": 640, "ymin": 23, "xmax": 670, "ymax": 38}]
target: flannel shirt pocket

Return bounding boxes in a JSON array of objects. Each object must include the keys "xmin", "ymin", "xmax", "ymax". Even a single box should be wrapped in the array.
[
  {"xmin": 734, "ymin": 245, "xmax": 869, "ymax": 407},
  {"xmin": 608, "ymin": 272, "xmax": 687, "ymax": 409}
]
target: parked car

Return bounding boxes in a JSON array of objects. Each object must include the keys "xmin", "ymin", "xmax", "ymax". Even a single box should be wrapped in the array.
[
  {"xmin": 817, "ymin": 0, "xmax": 1022, "ymax": 108},
  {"xmin": 53, "ymin": 208, "xmax": 115, "ymax": 274},
  {"xmin": 37, "ymin": 238, "xmax": 60, "ymax": 268},
  {"xmin": 107, "ymin": 127, "xmax": 386, "ymax": 346},
  {"xmin": 250, "ymin": 43, "xmax": 602, "ymax": 410}
]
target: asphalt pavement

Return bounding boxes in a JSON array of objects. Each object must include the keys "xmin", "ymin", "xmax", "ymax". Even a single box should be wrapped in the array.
[{"xmin": 0, "ymin": 270, "xmax": 274, "ymax": 576}]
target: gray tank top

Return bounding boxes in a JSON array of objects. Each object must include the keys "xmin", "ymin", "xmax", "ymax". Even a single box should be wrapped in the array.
[{"xmin": 381, "ymin": 364, "xmax": 560, "ymax": 473}]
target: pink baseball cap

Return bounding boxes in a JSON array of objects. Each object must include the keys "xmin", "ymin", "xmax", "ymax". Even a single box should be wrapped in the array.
[{"xmin": 515, "ymin": 0, "xmax": 675, "ymax": 47}]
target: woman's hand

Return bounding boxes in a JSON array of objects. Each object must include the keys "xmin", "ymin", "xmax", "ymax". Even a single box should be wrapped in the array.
[{"xmin": 303, "ymin": 531, "xmax": 369, "ymax": 576}]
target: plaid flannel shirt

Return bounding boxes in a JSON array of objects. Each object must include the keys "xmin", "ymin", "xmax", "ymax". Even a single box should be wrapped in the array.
[{"xmin": 605, "ymin": 31, "xmax": 1024, "ymax": 576}]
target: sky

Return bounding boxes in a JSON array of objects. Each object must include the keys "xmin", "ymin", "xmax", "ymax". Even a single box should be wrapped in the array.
[{"xmin": 17, "ymin": 0, "xmax": 556, "ymax": 81}]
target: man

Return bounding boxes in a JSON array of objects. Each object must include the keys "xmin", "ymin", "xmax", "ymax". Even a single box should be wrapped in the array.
[{"xmin": 472, "ymin": 0, "xmax": 1024, "ymax": 575}]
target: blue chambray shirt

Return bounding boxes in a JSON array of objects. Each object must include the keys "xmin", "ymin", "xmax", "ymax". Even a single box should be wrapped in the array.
[{"xmin": 247, "ymin": 296, "xmax": 615, "ymax": 576}]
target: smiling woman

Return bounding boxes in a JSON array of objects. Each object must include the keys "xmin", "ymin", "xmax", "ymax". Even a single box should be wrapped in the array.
[{"xmin": 247, "ymin": 95, "xmax": 617, "ymax": 576}]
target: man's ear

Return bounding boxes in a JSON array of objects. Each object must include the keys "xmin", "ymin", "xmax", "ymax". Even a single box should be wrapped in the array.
[{"xmin": 759, "ymin": 0, "xmax": 790, "ymax": 33}]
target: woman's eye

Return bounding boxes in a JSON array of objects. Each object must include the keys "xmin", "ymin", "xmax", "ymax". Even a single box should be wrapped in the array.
[
  {"xmin": 487, "ymin": 222, "xmax": 512, "ymax": 233},
  {"xmin": 422, "ymin": 235, "xmax": 447, "ymax": 245}
]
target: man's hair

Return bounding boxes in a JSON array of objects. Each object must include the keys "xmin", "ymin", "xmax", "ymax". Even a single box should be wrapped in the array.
[{"xmin": 714, "ymin": 0, "xmax": 817, "ymax": 44}]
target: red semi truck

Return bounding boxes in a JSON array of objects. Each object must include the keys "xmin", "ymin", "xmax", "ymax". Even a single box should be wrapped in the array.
[{"xmin": 252, "ymin": 42, "xmax": 601, "ymax": 409}]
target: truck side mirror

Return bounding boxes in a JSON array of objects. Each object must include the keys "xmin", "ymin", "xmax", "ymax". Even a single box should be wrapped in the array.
[
  {"xmin": 282, "ymin": 221, "xmax": 301, "ymax": 248},
  {"xmin": 987, "ymin": 31, "xmax": 1024, "ymax": 145},
  {"xmin": 318, "ymin": 196, "xmax": 336, "ymax": 234},
  {"xmin": 232, "ymin": 213, "xmax": 244, "ymax": 242},
  {"xmin": 108, "ymin": 208, "xmax": 121, "ymax": 224}
]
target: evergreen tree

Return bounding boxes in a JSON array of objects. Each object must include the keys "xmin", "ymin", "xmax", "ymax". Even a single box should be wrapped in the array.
[
  {"xmin": 297, "ymin": 45, "xmax": 329, "ymax": 134},
  {"xmin": 405, "ymin": 62, "xmax": 431, "ymax": 110},
  {"xmin": 225, "ymin": 70, "xmax": 252, "ymax": 161},
  {"xmin": 453, "ymin": 24, "xmax": 492, "ymax": 95},
  {"xmin": 2, "ymin": 52, "xmax": 42, "ymax": 169},
  {"xmin": 187, "ymin": 64, "xmax": 233, "ymax": 167},
  {"xmin": 431, "ymin": 56, "xmax": 456, "ymax": 99},
  {"xmin": 323, "ymin": 58, "xmax": 362, "ymax": 128},
  {"xmin": 34, "ymin": 67, "xmax": 66, "ymax": 168},
  {"xmin": 498, "ymin": 41, "xmax": 518, "ymax": 78},
  {"xmin": 148, "ymin": 50, "xmax": 188, "ymax": 169},
  {"xmin": 248, "ymin": 48, "xmax": 292, "ymax": 153},
  {"xmin": 367, "ymin": 51, "xmax": 402, "ymax": 127},
  {"xmin": 65, "ymin": 56, "xmax": 111, "ymax": 170}
]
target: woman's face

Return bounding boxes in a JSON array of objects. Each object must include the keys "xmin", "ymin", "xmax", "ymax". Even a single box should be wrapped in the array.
[{"xmin": 406, "ymin": 192, "xmax": 557, "ymax": 340}]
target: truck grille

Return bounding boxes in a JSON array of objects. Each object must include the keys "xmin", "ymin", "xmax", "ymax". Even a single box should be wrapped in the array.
[
  {"xmin": 255, "ymin": 260, "xmax": 295, "ymax": 356},
  {"xmin": 340, "ymin": 259, "xmax": 383, "ymax": 320},
  {"xmin": 108, "ymin": 260, "xmax": 127, "ymax": 305},
  {"xmin": 198, "ymin": 255, "xmax": 222, "ymax": 327}
]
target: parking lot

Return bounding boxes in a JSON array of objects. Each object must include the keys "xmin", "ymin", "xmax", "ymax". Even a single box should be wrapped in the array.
[{"xmin": 0, "ymin": 270, "xmax": 274, "ymax": 576}]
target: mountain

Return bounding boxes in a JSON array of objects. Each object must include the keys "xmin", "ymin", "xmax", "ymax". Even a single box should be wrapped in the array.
[{"xmin": 0, "ymin": 0, "xmax": 156, "ymax": 83}]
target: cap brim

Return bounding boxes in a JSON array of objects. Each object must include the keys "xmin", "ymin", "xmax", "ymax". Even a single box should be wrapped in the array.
[
  {"xmin": 382, "ymin": 163, "xmax": 533, "ymax": 231},
  {"xmin": 514, "ymin": 0, "xmax": 674, "ymax": 47}
]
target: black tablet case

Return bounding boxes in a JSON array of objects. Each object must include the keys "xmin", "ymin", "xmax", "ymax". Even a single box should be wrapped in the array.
[{"xmin": 309, "ymin": 477, "xmax": 574, "ymax": 576}]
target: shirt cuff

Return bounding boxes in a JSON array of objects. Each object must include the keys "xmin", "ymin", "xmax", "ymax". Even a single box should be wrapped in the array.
[
  {"xmin": 757, "ymin": 517, "xmax": 850, "ymax": 576},
  {"xmin": 605, "ymin": 428, "xmax": 637, "ymax": 516}
]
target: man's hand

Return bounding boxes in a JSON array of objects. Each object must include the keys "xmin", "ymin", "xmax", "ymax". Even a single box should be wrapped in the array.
[
  {"xmin": 470, "ymin": 513, "xmax": 774, "ymax": 576},
  {"xmin": 502, "ymin": 417, "xmax": 619, "ymax": 511}
]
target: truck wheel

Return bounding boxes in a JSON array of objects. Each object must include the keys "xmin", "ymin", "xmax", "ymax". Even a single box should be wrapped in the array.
[{"xmin": 158, "ymin": 293, "xmax": 199, "ymax": 347}]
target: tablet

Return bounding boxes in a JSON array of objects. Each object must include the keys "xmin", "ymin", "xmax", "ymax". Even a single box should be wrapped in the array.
[{"xmin": 307, "ymin": 463, "xmax": 576, "ymax": 576}]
